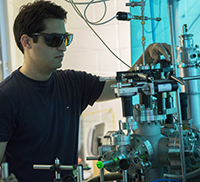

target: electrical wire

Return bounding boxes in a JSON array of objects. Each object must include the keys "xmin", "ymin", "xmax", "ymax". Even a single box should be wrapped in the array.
[
  {"xmin": 65, "ymin": 0, "xmax": 131, "ymax": 68},
  {"xmin": 65, "ymin": 0, "xmax": 109, "ymax": 5},
  {"xmin": 66, "ymin": 0, "xmax": 117, "ymax": 25},
  {"xmin": 84, "ymin": 0, "xmax": 107, "ymax": 25},
  {"xmin": 83, "ymin": 0, "xmax": 117, "ymax": 25}
]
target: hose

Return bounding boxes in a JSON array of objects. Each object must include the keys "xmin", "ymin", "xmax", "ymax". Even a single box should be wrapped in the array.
[
  {"xmin": 164, "ymin": 167, "xmax": 200, "ymax": 181},
  {"xmin": 150, "ymin": 179, "xmax": 181, "ymax": 182}
]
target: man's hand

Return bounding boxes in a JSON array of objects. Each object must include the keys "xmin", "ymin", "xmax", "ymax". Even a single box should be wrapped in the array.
[{"xmin": 129, "ymin": 43, "xmax": 171, "ymax": 71}]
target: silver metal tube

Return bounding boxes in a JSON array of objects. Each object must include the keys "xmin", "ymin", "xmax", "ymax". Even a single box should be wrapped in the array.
[
  {"xmin": 102, "ymin": 160, "xmax": 114, "ymax": 167},
  {"xmin": 123, "ymin": 170, "xmax": 128, "ymax": 182},
  {"xmin": 168, "ymin": 0, "xmax": 178, "ymax": 70},
  {"xmin": 33, "ymin": 164, "xmax": 73, "ymax": 170},
  {"xmin": 182, "ymin": 75, "xmax": 200, "ymax": 81},
  {"xmin": 55, "ymin": 158, "xmax": 60, "ymax": 179},
  {"xmin": 178, "ymin": 28, "xmax": 200, "ymax": 131},
  {"xmin": 141, "ymin": 0, "xmax": 145, "ymax": 66},
  {"xmin": 77, "ymin": 165, "xmax": 83, "ymax": 182},
  {"xmin": 59, "ymin": 165, "xmax": 74, "ymax": 170},
  {"xmin": 168, "ymin": 1, "xmax": 186, "ymax": 181},
  {"xmin": 1, "ymin": 163, "xmax": 9, "ymax": 179},
  {"xmin": 99, "ymin": 147, "xmax": 104, "ymax": 182},
  {"xmin": 170, "ymin": 74, "xmax": 185, "ymax": 85},
  {"xmin": 33, "ymin": 165, "xmax": 52, "ymax": 170}
]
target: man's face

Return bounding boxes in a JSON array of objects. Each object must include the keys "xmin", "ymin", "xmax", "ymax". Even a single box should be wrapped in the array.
[{"xmin": 28, "ymin": 18, "xmax": 67, "ymax": 73}]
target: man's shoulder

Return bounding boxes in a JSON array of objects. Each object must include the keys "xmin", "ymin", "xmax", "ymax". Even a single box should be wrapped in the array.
[
  {"xmin": 0, "ymin": 70, "xmax": 19, "ymax": 89},
  {"xmin": 54, "ymin": 69, "xmax": 96, "ymax": 80},
  {"xmin": 56, "ymin": 69, "xmax": 99, "ymax": 77},
  {"xmin": 55, "ymin": 69, "xmax": 87, "ymax": 76}
]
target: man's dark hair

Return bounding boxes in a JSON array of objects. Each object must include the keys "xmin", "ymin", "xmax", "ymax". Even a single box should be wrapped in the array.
[{"xmin": 13, "ymin": 0, "xmax": 67, "ymax": 54}]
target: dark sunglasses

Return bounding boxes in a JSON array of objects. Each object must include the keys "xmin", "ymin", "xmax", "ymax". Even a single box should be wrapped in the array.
[{"xmin": 29, "ymin": 32, "xmax": 73, "ymax": 47}]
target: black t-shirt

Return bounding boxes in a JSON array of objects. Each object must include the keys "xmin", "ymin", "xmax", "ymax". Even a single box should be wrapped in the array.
[{"xmin": 0, "ymin": 68, "xmax": 105, "ymax": 182}]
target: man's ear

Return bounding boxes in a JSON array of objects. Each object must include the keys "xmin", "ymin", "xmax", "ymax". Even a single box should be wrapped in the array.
[{"xmin": 20, "ymin": 34, "xmax": 32, "ymax": 50}]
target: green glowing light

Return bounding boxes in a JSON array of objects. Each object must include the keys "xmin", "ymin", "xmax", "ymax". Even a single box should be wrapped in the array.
[{"xmin": 96, "ymin": 161, "xmax": 104, "ymax": 169}]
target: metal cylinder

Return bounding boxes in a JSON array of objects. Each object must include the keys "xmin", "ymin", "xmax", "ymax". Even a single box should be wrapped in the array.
[
  {"xmin": 99, "ymin": 147, "xmax": 104, "ymax": 182},
  {"xmin": 178, "ymin": 30, "xmax": 200, "ymax": 130},
  {"xmin": 122, "ymin": 170, "xmax": 128, "ymax": 182},
  {"xmin": 179, "ymin": 34, "xmax": 194, "ymax": 48},
  {"xmin": 77, "ymin": 165, "xmax": 83, "ymax": 182},
  {"xmin": 1, "ymin": 163, "xmax": 9, "ymax": 179},
  {"xmin": 179, "ymin": 64, "xmax": 200, "ymax": 130},
  {"xmin": 55, "ymin": 158, "xmax": 60, "ymax": 179},
  {"xmin": 135, "ymin": 122, "xmax": 163, "ymax": 182}
]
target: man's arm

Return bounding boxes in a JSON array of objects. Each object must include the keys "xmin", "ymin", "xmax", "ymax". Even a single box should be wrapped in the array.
[
  {"xmin": 0, "ymin": 142, "xmax": 7, "ymax": 163},
  {"xmin": 96, "ymin": 79, "xmax": 117, "ymax": 102}
]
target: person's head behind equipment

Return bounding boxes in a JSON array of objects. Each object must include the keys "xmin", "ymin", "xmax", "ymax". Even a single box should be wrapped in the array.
[{"xmin": 13, "ymin": 0, "xmax": 68, "ymax": 54}]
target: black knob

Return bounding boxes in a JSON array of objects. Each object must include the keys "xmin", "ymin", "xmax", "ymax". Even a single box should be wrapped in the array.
[{"xmin": 119, "ymin": 159, "xmax": 130, "ymax": 170}]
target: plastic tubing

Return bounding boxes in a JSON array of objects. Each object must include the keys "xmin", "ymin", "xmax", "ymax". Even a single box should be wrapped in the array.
[
  {"xmin": 164, "ymin": 167, "xmax": 200, "ymax": 181},
  {"xmin": 150, "ymin": 179, "xmax": 182, "ymax": 182}
]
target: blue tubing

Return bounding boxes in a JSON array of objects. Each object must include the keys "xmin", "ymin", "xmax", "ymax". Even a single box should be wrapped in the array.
[{"xmin": 150, "ymin": 179, "xmax": 182, "ymax": 182}]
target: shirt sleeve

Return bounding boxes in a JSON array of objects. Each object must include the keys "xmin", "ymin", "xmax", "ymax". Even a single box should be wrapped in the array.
[
  {"xmin": 79, "ymin": 71, "xmax": 105, "ymax": 108},
  {"xmin": 63, "ymin": 70, "xmax": 105, "ymax": 111}
]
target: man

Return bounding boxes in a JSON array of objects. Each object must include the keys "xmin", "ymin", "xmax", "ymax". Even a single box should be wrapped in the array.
[{"xmin": 0, "ymin": 1, "xmax": 171, "ymax": 182}]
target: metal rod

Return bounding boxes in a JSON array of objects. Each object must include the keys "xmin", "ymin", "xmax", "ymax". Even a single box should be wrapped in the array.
[
  {"xmin": 77, "ymin": 165, "xmax": 83, "ymax": 182},
  {"xmin": 99, "ymin": 146, "xmax": 104, "ymax": 182},
  {"xmin": 33, "ymin": 164, "xmax": 73, "ymax": 170},
  {"xmin": 141, "ymin": 0, "xmax": 145, "ymax": 66},
  {"xmin": 168, "ymin": 0, "xmax": 186, "ymax": 181},
  {"xmin": 170, "ymin": 74, "xmax": 185, "ymax": 85},
  {"xmin": 182, "ymin": 75, "xmax": 200, "ymax": 81},
  {"xmin": 33, "ymin": 165, "xmax": 52, "ymax": 169},
  {"xmin": 55, "ymin": 158, "xmax": 60, "ymax": 179},
  {"xmin": 1, "ymin": 163, "xmax": 9, "ymax": 179},
  {"xmin": 123, "ymin": 170, "xmax": 128, "ymax": 182}
]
